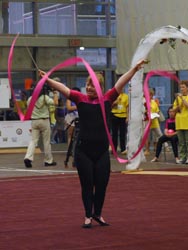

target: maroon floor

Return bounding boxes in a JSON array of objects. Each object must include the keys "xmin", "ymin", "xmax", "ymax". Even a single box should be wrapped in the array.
[{"xmin": 1, "ymin": 173, "xmax": 188, "ymax": 250}]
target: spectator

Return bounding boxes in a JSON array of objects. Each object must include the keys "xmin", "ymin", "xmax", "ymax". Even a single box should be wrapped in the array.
[
  {"xmin": 65, "ymin": 87, "xmax": 80, "ymax": 146},
  {"xmin": 111, "ymin": 90, "xmax": 129, "ymax": 154},
  {"xmin": 151, "ymin": 107, "xmax": 180, "ymax": 163},
  {"xmin": 24, "ymin": 85, "xmax": 58, "ymax": 168},
  {"xmin": 54, "ymin": 98, "xmax": 67, "ymax": 143},
  {"xmin": 144, "ymin": 88, "xmax": 163, "ymax": 155},
  {"xmin": 173, "ymin": 80, "xmax": 188, "ymax": 164}
]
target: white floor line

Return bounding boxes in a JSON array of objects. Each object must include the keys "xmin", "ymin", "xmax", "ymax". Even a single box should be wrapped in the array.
[{"xmin": 0, "ymin": 167, "xmax": 77, "ymax": 174}]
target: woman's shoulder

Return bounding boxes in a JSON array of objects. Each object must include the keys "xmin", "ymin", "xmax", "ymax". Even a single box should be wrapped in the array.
[{"xmin": 70, "ymin": 90, "xmax": 86, "ymax": 103}]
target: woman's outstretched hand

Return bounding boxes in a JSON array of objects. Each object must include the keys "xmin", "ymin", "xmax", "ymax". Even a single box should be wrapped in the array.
[
  {"xmin": 135, "ymin": 59, "xmax": 150, "ymax": 71},
  {"xmin": 38, "ymin": 70, "xmax": 46, "ymax": 78}
]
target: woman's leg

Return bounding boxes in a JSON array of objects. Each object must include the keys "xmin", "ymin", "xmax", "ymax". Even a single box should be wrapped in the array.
[
  {"xmin": 24, "ymin": 120, "xmax": 40, "ymax": 161},
  {"xmin": 67, "ymin": 125, "xmax": 74, "ymax": 147},
  {"xmin": 177, "ymin": 130, "xmax": 187, "ymax": 160},
  {"xmin": 119, "ymin": 118, "xmax": 126, "ymax": 152},
  {"xmin": 75, "ymin": 149, "xmax": 94, "ymax": 218},
  {"xmin": 144, "ymin": 130, "xmax": 151, "ymax": 155},
  {"xmin": 170, "ymin": 135, "xmax": 179, "ymax": 158},
  {"xmin": 93, "ymin": 150, "xmax": 110, "ymax": 217},
  {"xmin": 41, "ymin": 119, "xmax": 53, "ymax": 163},
  {"xmin": 111, "ymin": 116, "xmax": 119, "ymax": 151},
  {"xmin": 155, "ymin": 135, "xmax": 168, "ymax": 158},
  {"xmin": 184, "ymin": 130, "xmax": 188, "ymax": 161}
]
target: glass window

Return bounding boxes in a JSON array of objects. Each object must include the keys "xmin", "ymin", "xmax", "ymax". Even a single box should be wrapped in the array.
[
  {"xmin": 2, "ymin": 1, "xmax": 116, "ymax": 36},
  {"xmin": 38, "ymin": 3, "xmax": 75, "ymax": 35},
  {"xmin": 8, "ymin": 2, "xmax": 33, "ymax": 34},
  {"xmin": 77, "ymin": 48, "xmax": 107, "ymax": 66},
  {"xmin": 179, "ymin": 70, "xmax": 188, "ymax": 80},
  {"xmin": 111, "ymin": 48, "xmax": 117, "ymax": 67}
]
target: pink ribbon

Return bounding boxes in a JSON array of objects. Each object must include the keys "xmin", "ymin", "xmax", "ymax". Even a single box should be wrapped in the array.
[
  {"xmin": 8, "ymin": 34, "xmax": 25, "ymax": 121},
  {"xmin": 8, "ymin": 34, "xmax": 180, "ymax": 165}
]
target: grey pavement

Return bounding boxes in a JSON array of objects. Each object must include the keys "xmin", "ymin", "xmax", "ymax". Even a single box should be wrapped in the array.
[{"xmin": 0, "ymin": 143, "xmax": 186, "ymax": 179}]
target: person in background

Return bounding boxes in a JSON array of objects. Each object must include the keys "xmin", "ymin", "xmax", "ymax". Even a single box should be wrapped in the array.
[
  {"xmin": 65, "ymin": 87, "xmax": 80, "ymax": 146},
  {"xmin": 151, "ymin": 107, "xmax": 180, "ymax": 164},
  {"xmin": 18, "ymin": 90, "xmax": 28, "ymax": 115},
  {"xmin": 49, "ymin": 77, "xmax": 61, "ymax": 144},
  {"xmin": 173, "ymin": 80, "xmax": 188, "ymax": 164},
  {"xmin": 152, "ymin": 87, "xmax": 160, "ymax": 106},
  {"xmin": 111, "ymin": 89, "xmax": 129, "ymax": 154},
  {"xmin": 144, "ymin": 88, "xmax": 163, "ymax": 155},
  {"xmin": 152, "ymin": 87, "xmax": 167, "ymax": 129},
  {"xmin": 9, "ymin": 90, "xmax": 28, "ymax": 120},
  {"xmin": 24, "ymin": 84, "xmax": 58, "ymax": 168},
  {"xmin": 39, "ymin": 59, "xmax": 146, "ymax": 229},
  {"xmin": 54, "ymin": 98, "xmax": 67, "ymax": 143}
]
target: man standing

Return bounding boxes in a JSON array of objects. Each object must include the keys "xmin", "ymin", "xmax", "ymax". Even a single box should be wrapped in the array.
[
  {"xmin": 24, "ymin": 85, "xmax": 58, "ymax": 168},
  {"xmin": 111, "ymin": 90, "xmax": 129, "ymax": 154}
]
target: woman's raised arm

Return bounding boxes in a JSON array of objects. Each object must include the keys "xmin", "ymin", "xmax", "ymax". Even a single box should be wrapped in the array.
[
  {"xmin": 39, "ymin": 70, "xmax": 70, "ymax": 98},
  {"xmin": 115, "ymin": 59, "xmax": 147, "ymax": 94}
]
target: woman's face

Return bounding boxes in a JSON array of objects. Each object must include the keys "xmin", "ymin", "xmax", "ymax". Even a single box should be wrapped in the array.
[
  {"xmin": 180, "ymin": 84, "xmax": 188, "ymax": 95},
  {"xmin": 86, "ymin": 80, "xmax": 97, "ymax": 99},
  {"xmin": 149, "ymin": 92, "xmax": 154, "ymax": 99},
  {"xmin": 168, "ymin": 109, "xmax": 176, "ymax": 118}
]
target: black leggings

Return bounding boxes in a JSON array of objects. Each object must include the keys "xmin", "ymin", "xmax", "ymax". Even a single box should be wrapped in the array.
[
  {"xmin": 155, "ymin": 135, "xmax": 178, "ymax": 158},
  {"xmin": 75, "ymin": 143, "xmax": 110, "ymax": 218},
  {"xmin": 111, "ymin": 115, "xmax": 127, "ymax": 152}
]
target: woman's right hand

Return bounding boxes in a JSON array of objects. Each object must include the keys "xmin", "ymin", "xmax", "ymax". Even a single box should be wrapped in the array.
[
  {"xmin": 135, "ymin": 59, "xmax": 149, "ymax": 71},
  {"xmin": 38, "ymin": 70, "xmax": 46, "ymax": 78}
]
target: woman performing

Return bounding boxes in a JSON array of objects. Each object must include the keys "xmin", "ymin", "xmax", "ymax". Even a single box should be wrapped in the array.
[{"xmin": 39, "ymin": 59, "xmax": 146, "ymax": 229}]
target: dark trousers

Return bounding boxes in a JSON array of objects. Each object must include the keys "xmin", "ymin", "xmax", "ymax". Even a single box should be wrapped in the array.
[
  {"xmin": 155, "ymin": 135, "xmax": 178, "ymax": 158},
  {"xmin": 111, "ymin": 115, "xmax": 127, "ymax": 152},
  {"xmin": 75, "ymin": 142, "xmax": 110, "ymax": 218}
]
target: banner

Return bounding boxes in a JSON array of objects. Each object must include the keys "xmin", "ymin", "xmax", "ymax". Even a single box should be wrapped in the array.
[{"xmin": 0, "ymin": 121, "xmax": 31, "ymax": 148}]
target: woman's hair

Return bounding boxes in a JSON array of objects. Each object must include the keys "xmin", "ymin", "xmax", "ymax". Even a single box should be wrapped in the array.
[
  {"xmin": 180, "ymin": 80, "xmax": 188, "ymax": 87},
  {"xmin": 167, "ymin": 105, "xmax": 175, "ymax": 118},
  {"xmin": 86, "ymin": 72, "xmax": 104, "ymax": 90},
  {"xmin": 149, "ymin": 88, "xmax": 155, "ymax": 95}
]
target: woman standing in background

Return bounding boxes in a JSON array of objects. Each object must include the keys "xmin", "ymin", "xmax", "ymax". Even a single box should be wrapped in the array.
[{"xmin": 173, "ymin": 80, "xmax": 188, "ymax": 164}]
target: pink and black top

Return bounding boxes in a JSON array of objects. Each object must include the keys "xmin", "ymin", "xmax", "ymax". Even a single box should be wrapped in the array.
[
  {"xmin": 165, "ymin": 118, "xmax": 176, "ymax": 131},
  {"xmin": 69, "ymin": 87, "xmax": 118, "ymax": 145}
]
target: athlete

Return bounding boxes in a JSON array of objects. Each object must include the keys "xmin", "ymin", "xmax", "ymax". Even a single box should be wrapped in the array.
[{"xmin": 39, "ymin": 59, "xmax": 146, "ymax": 228}]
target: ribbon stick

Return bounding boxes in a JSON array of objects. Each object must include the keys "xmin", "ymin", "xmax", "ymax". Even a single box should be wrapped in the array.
[{"xmin": 25, "ymin": 46, "xmax": 40, "ymax": 71}]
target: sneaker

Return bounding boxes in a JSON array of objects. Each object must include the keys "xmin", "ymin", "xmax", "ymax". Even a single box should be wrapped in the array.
[
  {"xmin": 44, "ymin": 161, "xmax": 57, "ymax": 167},
  {"xmin": 121, "ymin": 150, "xmax": 127, "ymax": 155},
  {"xmin": 151, "ymin": 158, "xmax": 158, "ymax": 162},
  {"xmin": 176, "ymin": 159, "xmax": 182, "ymax": 164},
  {"xmin": 24, "ymin": 158, "xmax": 32, "ymax": 168},
  {"xmin": 176, "ymin": 158, "xmax": 186, "ymax": 164},
  {"xmin": 185, "ymin": 159, "xmax": 188, "ymax": 164}
]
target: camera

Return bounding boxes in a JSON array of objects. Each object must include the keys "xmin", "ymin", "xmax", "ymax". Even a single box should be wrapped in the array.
[
  {"xmin": 41, "ymin": 84, "xmax": 52, "ymax": 95},
  {"xmin": 29, "ymin": 83, "xmax": 52, "ymax": 97}
]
